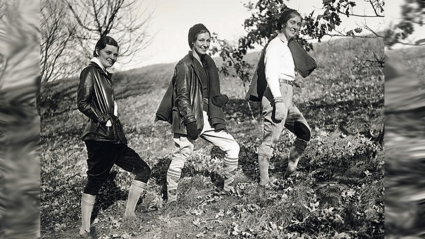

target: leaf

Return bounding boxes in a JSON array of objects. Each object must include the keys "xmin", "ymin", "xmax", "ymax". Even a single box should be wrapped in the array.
[
  {"xmin": 191, "ymin": 209, "xmax": 203, "ymax": 215},
  {"xmin": 193, "ymin": 218, "xmax": 201, "ymax": 227},
  {"xmin": 215, "ymin": 209, "xmax": 225, "ymax": 218},
  {"xmin": 364, "ymin": 170, "xmax": 372, "ymax": 177},
  {"xmin": 269, "ymin": 221, "xmax": 277, "ymax": 230},
  {"xmin": 342, "ymin": 189, "xmax": 356, "ymax": 198},
  {"xmin": 354, "ymin": 27, "xmax": 363, "ymax": 33},
  {"xmin": 232, "ymin": 222, "xmax": 241, "ymax": 235},
  {"xmin": 196, "ymin": 232, "xmax": 205, "ymax": 238}
]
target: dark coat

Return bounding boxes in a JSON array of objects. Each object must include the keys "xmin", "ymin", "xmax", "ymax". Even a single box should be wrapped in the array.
[
  {"xmin": 156, "ymin": 52, "xmax": 226, "ymax": 135},
  {"xmin": 77, "ymin": 62, "xmax": 127, "ymax": 144}
]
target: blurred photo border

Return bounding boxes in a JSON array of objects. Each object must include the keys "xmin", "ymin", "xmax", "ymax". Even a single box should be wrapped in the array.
[{"xmin": 0, "ymin": 0, "xmax": 41, "ymax": 238}]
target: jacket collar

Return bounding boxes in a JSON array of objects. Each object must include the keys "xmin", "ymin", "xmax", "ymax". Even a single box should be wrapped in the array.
[
  {"xmin": 90, "ymin": 57, "xmax": 112, "ymax": 75},
  {"xmin": 90, "ymin": 57, "xmax": 111, "ymax": 76},
  {"xmin": 187, "ymin": 51, "xmax": 202, "ymax": 82}
]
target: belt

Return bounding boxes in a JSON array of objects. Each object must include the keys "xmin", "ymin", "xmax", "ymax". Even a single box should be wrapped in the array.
[{"xmin": 279, "ymin": 79, "xmax": 294, "ymax": 86}]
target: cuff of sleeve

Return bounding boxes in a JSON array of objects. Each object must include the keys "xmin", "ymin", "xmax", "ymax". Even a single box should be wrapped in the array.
[{"xmin": 184, "ymin": 116, "xmax": 197, "ymax": 125}]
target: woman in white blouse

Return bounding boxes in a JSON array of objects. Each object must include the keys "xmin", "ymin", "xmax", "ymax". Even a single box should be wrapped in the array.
[{"xmin": 257, "ymin": 8, "xmax": 311, "ymax": 188}]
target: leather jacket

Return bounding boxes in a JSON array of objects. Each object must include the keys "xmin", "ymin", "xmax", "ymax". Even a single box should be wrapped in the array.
[
  {"xmin": 77, "ymin": 62, "xmax": 126, "ymax": 144},
  {"xmin": 171, "ymin": 53, "xmax": 205, "ymax": 135}
]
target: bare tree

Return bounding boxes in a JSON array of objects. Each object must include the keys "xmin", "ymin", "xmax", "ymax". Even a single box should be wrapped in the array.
[
  {"xmin": 64, "ymin": 0, "xmax": 153, "ymax": 67},
  {"xmin": 40, "ymin": 0, "xmax": 153, "ymax": 82},
  {"xmin": 40, "ymin": 0, "xmax": 78, "ymax": 82}
]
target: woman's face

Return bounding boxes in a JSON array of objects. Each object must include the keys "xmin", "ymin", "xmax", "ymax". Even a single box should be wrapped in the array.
[
  {"xmin": 282, "ymin": 15, "xmax": 302, "ymax": 40},
  {"xmin": 192, "ymin": 32, "xmax": 211, "ymax": 57},
  {"xmin": 96, "ymin": 44, "xmax": 118, "ymax": 68}
]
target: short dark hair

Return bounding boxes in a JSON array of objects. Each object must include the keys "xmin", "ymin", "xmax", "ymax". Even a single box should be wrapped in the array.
[
  {"xmin": 93, "ymin": 36, "xmax": 119, "ymax": 57},
  {"xmin": 278, "ymin": 8, "xmax": 302, "ymax": 27}
]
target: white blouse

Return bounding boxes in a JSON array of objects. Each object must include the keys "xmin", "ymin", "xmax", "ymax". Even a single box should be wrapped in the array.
[{"xmin": 264, "ymin": 33, "xmax": 295, "ymax": 98}]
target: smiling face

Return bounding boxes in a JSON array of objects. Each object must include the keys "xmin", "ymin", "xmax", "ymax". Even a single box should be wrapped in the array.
[
  {"xmin": 191, "ymin": 31, "xmax": 211, "ymax": 57},
  {"xmin": 96, "ymin": 44, "xmax": 118, "ymax": 68},
  {"xmin": 281, "ymin": 15, "xmax": 302, "ymax": 40}
]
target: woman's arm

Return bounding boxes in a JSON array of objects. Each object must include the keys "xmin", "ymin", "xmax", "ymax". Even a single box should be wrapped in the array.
[
  {"xmin": 174, "ymin": 62, "xmax": 196, "ymax": 125},
  {"xmin": 264, "ymin": 41, "xmax": 283, "ymax": 99},
  {"xmin": 77, "ymin": 67, "xmax": 109, "ymax": 123}
]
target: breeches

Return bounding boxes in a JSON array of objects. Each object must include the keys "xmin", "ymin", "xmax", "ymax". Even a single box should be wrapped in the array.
[
  {"xmin": 258, "ymin": 83, "xmax": 311, "ymax": 158},
  {"xmin": 83, "ymin": 141, "xmax": 151, "ymax": 195},
  {"xmin": 167, "ymin": 111, "xmax": 240, "ymax": 184}
]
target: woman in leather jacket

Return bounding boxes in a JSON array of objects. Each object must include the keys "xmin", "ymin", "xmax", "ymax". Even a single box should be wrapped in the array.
[
  {"xmin": 77, "ymin": 36, "xmax": 151, "ymax": 238},
  {"xmin": 156, "ymin": 24, "xmax": 240, "ymax": 205}
]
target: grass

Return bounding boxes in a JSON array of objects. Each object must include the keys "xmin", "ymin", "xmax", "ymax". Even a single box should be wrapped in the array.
[{"xmin": 40, "ymin": 36, "xmax": 384, "ymax": 238}]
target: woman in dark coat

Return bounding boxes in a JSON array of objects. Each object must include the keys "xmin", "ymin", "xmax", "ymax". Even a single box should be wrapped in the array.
[
  {"xmin": 77, "ymin": 36, "xmax": 151, "ymax": 238},
  {"xmin": 156, "ymin": 24, "xmax": 240, "ymax": 205}
]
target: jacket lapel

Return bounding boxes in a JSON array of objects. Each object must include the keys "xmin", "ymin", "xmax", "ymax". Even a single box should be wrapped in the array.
[{"xmin": 188, "ymin": 52, "xmax": 205, "ymax": 89}]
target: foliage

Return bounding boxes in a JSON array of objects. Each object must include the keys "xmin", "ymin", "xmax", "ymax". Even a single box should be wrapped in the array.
[
  {"xmin": 39, "ymin": 36, "xmax": 384, "ymax": 238},
  {"xmin": 210, "ymin": 0, "xmax": 384, "ymax": 95}
]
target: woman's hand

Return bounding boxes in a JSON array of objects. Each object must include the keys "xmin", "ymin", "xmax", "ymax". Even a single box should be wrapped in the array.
[
  {"xmin": 211, "ymin": 94, "xmax": 229, "ymax": 107},
  {"xmin": 273, "ymin": 97, "xmax": 286, "ymax": 122},
  {"xmin": 186, "ymin": 121, "xmax": 199, "ymax": 140}
]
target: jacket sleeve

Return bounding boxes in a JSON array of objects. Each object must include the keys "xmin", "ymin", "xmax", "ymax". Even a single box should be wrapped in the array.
[
  {"xmin": 77, "ymin": 67, "xmax": 107, "ymax": 123},
  {"xmin": 174, "ymin": 62, "xmax": 196, "ymax": 125}
]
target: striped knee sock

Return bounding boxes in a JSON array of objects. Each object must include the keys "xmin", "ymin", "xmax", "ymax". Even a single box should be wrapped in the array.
[
  {"xmin": 223, "ymin": 157, "xmax": 238, "ymax": 192},
  {"xmin": 166, "ymin": 168, "xmax": 181, "ymax": 202}
]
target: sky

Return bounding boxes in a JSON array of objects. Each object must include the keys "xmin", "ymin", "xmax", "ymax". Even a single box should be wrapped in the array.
[{"xmin": 115, "ymin": 0, "xmax": 393, "ymax": 71}]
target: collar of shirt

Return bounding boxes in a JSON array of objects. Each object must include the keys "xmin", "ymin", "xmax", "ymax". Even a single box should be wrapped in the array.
[
  {"xmin": 277, "ymin": 32, "xmax": 289, "ymax": 45},
  {"xmin": 90, "ymin": 57, "xmax": 109, "ymax": 75}
]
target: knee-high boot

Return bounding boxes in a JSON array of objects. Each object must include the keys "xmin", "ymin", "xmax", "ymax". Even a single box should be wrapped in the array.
[
  {"xmin": 124, "ymin": 180, "xmax": 146, "ymax": 218},
  {"xmin": 285, "ymin": 138, "xmax": 308, "ymax": 177},
  {"xmin": 80, "ymin": 193, "xmax": 96, "ymax": 235}
]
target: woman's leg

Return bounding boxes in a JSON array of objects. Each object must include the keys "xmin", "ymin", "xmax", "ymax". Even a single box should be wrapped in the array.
[
  {"xmin": 80, "ymin": 193, "xmax": 96, "ymax": 236},
  {"xmin": 114, "ymin": 144, "xmax": 151, "ymax": 218},
  {"xmin": 257, "ymin": 86, "xmax": 288, "ymax": 186},
  {"xmin": 200, "ymin": 112, "xmax": 240, "ymax": 192},
  {"xmin": 166, "ymin": 134, "xmax": 194, "ymax": 203},
  {"xmin": 284, "ymin": 104, "xmax": 311, "ymax": 176},
  {"xmin": 81, "ymin": 141, "xmax": 118, "ymax": 234}
]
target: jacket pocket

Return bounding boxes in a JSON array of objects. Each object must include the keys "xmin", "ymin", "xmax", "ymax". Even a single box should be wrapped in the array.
[{"xmin": 96, "ymin": 122, "xmax": 115, "ymax": 139}]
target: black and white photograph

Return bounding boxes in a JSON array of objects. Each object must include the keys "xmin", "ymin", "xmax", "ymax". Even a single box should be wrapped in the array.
[
  {"xmin": 37, "ymin": 0, "xmax": 387, "ymax": 238},
  {"xmin": 7, "ymin": 0, "xmax": 425, "ymax": 238}
]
